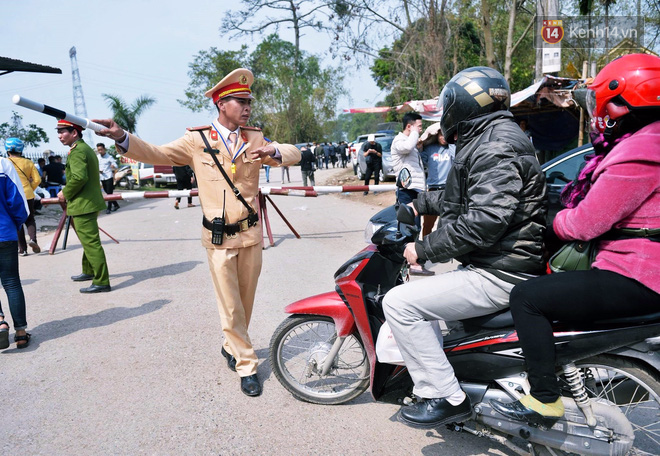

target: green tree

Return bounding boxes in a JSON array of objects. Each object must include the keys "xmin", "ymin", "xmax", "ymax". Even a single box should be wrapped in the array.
[
  {"xmin": 180, "ymin": 35, "xmax": 344, "ymax": 144},
  {"xmin": 369, "ymin": 7, "xmax": 485, "ymax": 106},
  {"xmin": 335, "ymin": 112, "xmax": 389, "ymax": 141},
  {"xmin": 0, "ymin": 111, "xmax": 49, "ymax": 149},
  {"xmin": 336, "ymin": 0, "xmax": 538, "ymax": 102},
  {"xmin": 102, "ymin": 94, "xmax": 157, "ymax": 135},
  {"xmin": 178, "ymin": 47, "xmax": 249, "ymax": 113},
  {"xmin": 249, "ymin": 34, "xmax": 344, "ymax": 142}
]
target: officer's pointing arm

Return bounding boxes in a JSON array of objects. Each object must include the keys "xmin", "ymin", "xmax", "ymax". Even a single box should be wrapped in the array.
[
  {"xmin": 249, "ymin": 144, "xmax": 279, "ymax": 162},
  {"xmin": 93, "ymin": 119, "xmax": 127, "ymax": 143}
]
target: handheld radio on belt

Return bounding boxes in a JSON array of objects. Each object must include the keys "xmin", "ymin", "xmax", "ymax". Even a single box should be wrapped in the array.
[
  {"xmin": 198, "ymin": 130, "xmax": 259, "ymax": 245},
  {"xmin": 211, "ymin": 190, "xmax": 226, "ymax": 245}
]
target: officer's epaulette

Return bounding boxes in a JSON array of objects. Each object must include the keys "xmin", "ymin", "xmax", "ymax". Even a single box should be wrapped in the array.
[
  {"xmin": 241, "ymin": 126, "xmax": 262, "ymax": 131},
  {"xmin": 186, "ymin": 125, "xmax": 211, "ymax": 132}
]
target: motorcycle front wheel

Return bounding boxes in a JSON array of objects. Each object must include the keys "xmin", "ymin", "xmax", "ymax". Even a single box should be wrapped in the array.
[{"xmin": 269, "ymin": 315, "xmax": 370, "ymax": 405}]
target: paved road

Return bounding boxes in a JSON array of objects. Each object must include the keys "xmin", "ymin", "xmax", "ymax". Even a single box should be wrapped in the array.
[{"xmin": 2, "ymin": 167, "xmax": 515, "ymax": 455}]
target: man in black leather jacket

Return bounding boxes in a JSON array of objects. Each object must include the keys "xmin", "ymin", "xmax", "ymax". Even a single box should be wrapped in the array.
[{"xmin": 383, "ymin": 67, "xmax": 547, "ymax": 429}]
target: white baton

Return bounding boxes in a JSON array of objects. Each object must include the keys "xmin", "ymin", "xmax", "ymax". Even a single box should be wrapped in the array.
[{"xmin": 12, "ymin": 95, "xmax": 106, "ymax": 132}]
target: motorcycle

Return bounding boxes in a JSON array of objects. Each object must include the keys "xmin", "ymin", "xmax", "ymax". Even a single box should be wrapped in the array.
[
  {"xmin": 269, "ymin": 173, "xmax": 660, "ymax": 455},
  {"xmin": 114, "ymin": 165, "xmax": 136, "ymax": 190}
]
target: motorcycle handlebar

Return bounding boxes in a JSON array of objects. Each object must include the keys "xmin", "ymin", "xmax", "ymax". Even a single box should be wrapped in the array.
[
  {"xmin": 396, "ymin": 204, "xmax": 416, "ymax": 225},
  {"xmin": 382, "ymin": 223, "xmax": 418, "ymax": 246}
]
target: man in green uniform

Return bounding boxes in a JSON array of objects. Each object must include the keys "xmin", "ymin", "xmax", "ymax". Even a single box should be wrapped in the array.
[{"xmin": 56, "ymin": 120, "xmax": 111, "ymax": 293}]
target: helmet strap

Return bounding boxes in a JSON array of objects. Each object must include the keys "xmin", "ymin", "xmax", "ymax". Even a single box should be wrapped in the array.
[{"xmin": 603, "ymin": 118, "xmax": 620, "ymax": 142}]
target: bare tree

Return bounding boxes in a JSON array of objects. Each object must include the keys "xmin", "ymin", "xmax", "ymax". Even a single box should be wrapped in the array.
[
  {"xmin": 481, "ymin": 0, "xmax": 497, "ymax": 69},
  {"xmin": 221, "ymin": 0, "xmax": 338, "ymax": 71},
  {"xmin": 329, "ymin": 0, "xmax": 421, "ymax": 64}
]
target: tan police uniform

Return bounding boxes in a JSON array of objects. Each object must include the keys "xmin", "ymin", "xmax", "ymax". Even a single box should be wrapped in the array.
[{"xmin": 118, "ymin": 70, "xmax": 300, "ymax": 377}]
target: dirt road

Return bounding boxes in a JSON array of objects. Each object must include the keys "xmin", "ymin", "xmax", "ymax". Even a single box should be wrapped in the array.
[{"xmin": 2, "ymin": 166, "xmax": 510, "ymax": 455}]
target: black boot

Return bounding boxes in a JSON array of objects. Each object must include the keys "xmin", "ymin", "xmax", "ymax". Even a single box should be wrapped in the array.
[{"xmin": 490, "ymin": 397, "xmax": 563, "ymax": 428}]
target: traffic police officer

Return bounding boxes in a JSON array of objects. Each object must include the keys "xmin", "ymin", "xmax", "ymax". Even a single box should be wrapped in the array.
[{"xmin": 95, "ymin": 68, "xmax": 300, "ymax": 396}]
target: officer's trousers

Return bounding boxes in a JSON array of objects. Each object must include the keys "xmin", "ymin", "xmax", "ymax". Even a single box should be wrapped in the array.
[
  {"xmin": 73, "ymin": 211, "xmax": 110, "ymax": 286},
  {"xmin": 206, "ymin": 243, "xmax": 262, "ymax": 377}
]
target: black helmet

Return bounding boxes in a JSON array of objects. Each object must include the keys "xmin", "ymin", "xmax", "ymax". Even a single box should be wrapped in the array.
[{"xmin": 439, "ymin": 66, "xmax": 511, "ymax": 143}]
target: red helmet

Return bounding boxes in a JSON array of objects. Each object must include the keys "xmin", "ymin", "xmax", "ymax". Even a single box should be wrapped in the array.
[{"xmin": 588, "ymin": 53, "xmax": 660, "ymax": 132}]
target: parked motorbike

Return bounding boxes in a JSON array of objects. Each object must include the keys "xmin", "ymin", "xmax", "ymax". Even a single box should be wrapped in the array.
[
  {"xmin": 114, "ymin": 165, "xmax": 136, "ymax": 190},
  {"xmin": 269, "ymin": 174, "xmax": 660, "ymax": 455}
]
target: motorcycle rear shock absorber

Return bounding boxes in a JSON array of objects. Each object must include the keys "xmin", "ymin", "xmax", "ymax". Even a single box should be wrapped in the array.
[{"xmin": 563, "ymin": 363, "xmax": 597, "ymax": 426}]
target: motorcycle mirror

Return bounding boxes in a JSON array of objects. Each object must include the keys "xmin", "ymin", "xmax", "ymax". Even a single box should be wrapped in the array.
[
  {"xmin": 572, "ymin": 88, "xmax": 590, "ymax": 113},
  {"xmin": 396, "ymin": 203, "xmax": 416, "ymax": 225},
  {"xmin": 396, "ymin": 168, "xmax": 412, "ymax": 189}
]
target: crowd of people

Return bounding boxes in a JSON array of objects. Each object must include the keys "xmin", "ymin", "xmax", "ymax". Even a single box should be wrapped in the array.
[{"xmin": 309, "ymin": 141, "xmax": 349, "ymax": 170}]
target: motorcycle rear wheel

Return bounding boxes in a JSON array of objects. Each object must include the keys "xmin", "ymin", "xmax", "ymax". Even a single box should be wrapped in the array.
[
  {"xmin": 532, "ymin": 355, "xmax": 660, "ymax": 456},
  {"xmin": 572, "ymin": 355, "xmax": 660, "ymax": 456},
  {"xmin": 269, "ymin": 315, "xmax": 370, "ymax": 405}
]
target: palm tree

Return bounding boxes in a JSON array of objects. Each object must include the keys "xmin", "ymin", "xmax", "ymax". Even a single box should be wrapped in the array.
[{"xmin": 102, "ymin": 94, "xmax": 156, "ymax": 135}]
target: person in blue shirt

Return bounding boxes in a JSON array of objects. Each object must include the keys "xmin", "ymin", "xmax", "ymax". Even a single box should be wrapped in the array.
[
  {"xmin": 419, "ymin": 123, "xmax": 455, "ymax": 237},
  {"xmin": 0, "ymin": 157, "xmax": 31, "ymax": 349}
]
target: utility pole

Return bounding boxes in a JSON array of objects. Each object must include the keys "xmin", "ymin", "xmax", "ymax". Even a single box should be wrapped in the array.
[
  {"xmin": 69, "ymin": 46, "xmax": 94, "ymax": 146},
  {"xmin": 535, "ymin": 0, "xmax": 561, "ymax": 81}
]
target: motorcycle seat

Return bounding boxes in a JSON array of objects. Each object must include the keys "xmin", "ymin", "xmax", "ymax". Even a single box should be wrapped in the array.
[
  {"xmin": 461, "ymin": 309, "xmax": 513, "ymax": 329},
  {"xmin": 566, "ymin": 310, "xmax": 660, "ymax": 328},
  {"xmin": 459, "ymin": 310, "xmax": 660, "ymax": 331}
]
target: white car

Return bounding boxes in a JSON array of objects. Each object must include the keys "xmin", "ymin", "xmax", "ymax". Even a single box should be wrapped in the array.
[{"xmin": 137, "ymin": 162, "xmax": 176, "ymax": 187}]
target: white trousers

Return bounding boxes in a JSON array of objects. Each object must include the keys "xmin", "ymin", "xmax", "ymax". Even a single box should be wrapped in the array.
[{"xmin": 382, "ymin": 265, "xmax": 514, "ymax": 399}]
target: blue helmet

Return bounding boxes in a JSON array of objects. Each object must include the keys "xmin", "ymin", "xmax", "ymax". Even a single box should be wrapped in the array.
[{"xmin": 5, "ymin": 137, "xmax": 25, "ymax": 154}]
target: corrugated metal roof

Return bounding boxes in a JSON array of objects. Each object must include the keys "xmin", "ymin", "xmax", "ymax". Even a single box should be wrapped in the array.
[{"xmin": 0, "ymin": 56, "xmax": 62, "ymax": 76}]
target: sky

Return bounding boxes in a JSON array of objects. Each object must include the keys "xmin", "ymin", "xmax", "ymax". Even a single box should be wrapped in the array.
[{"xmin": 1, "ymin": 0, "xmax": 385, "ymax": 154}]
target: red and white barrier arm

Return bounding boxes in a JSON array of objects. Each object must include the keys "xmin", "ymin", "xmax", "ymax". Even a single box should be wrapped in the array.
[
  {"xmin": 262, "ymin": 184, "xmax": 397, "ymax": 197},
  {"xmin": 39, "ymin": 185, "xmax": 396, "ymax": 205},
  {"xmin": 39, "ymin": 190, "xmax": 200, "ymax": 205}
]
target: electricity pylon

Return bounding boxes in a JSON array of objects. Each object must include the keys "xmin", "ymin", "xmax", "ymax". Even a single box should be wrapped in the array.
[{"xmin": 69, "ymin": 46, "xmax": 94, "ymax": 146}]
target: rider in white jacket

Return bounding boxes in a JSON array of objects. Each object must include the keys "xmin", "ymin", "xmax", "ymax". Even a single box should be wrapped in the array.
[{"xmin": 391, "ymin": 112, "xmax": 432, "ymax": 276}]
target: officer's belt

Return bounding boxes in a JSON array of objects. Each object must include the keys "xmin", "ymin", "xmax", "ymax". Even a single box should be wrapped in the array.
[{"xmin": 202, "ymin": 214, "xmax": 258, "ymax": 236}]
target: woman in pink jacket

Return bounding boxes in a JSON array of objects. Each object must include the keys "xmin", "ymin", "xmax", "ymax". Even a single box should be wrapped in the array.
[{"xmin": 491, "ymin": 54, "xmax": 660, "ymax": 425}]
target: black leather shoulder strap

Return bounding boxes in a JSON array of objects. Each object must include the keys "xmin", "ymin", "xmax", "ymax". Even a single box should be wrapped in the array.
[{"xmin": 197, "ymin": 130, "xmax": 255, "ymax": 215}]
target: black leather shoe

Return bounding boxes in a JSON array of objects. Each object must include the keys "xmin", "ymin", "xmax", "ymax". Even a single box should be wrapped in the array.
[
  {"xmin": 399, "ymin": 396, "xmax": 472, "ymax": 428},
  {"xmin": 221, "ymin": 347, "xmax": 237, "ymax": 372},
  {"xmin": 80, "ymin": 284, "xmax": 111, "ymax": 293},
  {"xmin": 71, "ymin": 273, "xmax": 94, "ymax": 282},
  {"xmin": 490, "ymin": 399, "xmax": 561, "ymax": 428},
  {"xmin": 240, "ymin": 374, "xmax": 262, "ymax": 397}
]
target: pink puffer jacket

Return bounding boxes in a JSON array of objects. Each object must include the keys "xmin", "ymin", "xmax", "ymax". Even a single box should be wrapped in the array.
[{"xmin": 553, "ymin": 121, "xmax": 660, "ymax": 294}]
